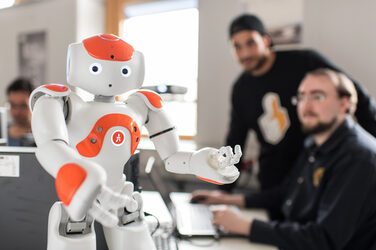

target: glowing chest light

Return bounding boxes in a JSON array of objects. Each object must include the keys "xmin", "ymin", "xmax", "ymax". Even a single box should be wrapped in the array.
[{"xmin": 76, "ymin": 113, "xmax": 140, "ymax": 157}]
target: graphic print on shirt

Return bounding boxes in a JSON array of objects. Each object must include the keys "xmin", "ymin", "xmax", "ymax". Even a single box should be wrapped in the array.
[
  {"xmin": 313, "ymin": 167, "xmax": 325, "ymax": 187},
  {"xmin": 258, "ymin": 92, "xmax": 290, "ymax": 145}
]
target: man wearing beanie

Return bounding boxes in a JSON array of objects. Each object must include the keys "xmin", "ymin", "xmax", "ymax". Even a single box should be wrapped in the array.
[{"xmin": 191, "ymin": 14, "xmax": 376, "ymax": 220}]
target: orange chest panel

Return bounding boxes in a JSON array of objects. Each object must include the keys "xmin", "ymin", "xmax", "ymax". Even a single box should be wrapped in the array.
[{"xmin": 76, "ymin": 113, "xmax": 140, "ymax": 158}]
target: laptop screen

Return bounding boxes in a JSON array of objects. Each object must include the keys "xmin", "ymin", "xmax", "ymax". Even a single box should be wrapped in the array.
[{"xmin": 145, "ymin": 157, "xmax": 174, "ymax": 207}]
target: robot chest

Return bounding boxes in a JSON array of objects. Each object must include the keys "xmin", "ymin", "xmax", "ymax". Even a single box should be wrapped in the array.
[{"xmin": 68, "ymin": 112, "xmax": 141, "ymax": 158}]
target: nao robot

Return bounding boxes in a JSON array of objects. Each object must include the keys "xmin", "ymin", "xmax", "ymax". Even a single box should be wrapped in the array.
[{"xmin": 29, "ymin": 34, "xmax": 241, "ymax": 250}]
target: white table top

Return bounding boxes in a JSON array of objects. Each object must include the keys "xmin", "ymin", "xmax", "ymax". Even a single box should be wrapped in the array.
[{"xmin": 142, "ymin": 191, "xmax": 277, "ymax": 250}]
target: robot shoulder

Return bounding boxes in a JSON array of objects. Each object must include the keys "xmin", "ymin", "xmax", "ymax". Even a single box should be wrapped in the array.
[
  {"xmin": 130, "ymin": 90, "xmax": 163, "ymax": 111},
  {"xmin": 29, "ymin": 84, "xmax": 71, "ymax": 111}
]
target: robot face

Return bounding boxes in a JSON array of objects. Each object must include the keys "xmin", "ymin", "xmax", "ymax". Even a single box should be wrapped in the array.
[{"xmin": 67, "ymin": 35, "xmax": 145, "ymax": 96}]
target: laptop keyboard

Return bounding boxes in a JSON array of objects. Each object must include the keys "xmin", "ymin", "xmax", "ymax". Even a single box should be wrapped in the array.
[
  {"xmin": 178, "ymin": 204, "xmax": 215, "ymax": 232},
  {"xmin": 189, "ymin": 205, "xmax": 213, "ymax": 230},
  {"xmin": 152, "ymin": 231, "xmax": 178, "ymax": 250}
]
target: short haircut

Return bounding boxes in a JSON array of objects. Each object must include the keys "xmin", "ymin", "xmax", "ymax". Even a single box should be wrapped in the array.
[
  {"xmin": 306, "ymin": 68, "xmax": 358, "ymax": 115},
  {"xmin": 6, "ymin": 78, "xmax": 35, "ymax": 96},
  {"xmin": 229, "ymin": 14, "xmax": 274, "ymax": 48}
]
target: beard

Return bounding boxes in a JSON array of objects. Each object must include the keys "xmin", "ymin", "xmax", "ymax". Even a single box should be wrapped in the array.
[
  {"xmin": 301, "ymin": 116, "xmax": 338, "ymax": 135},
  {"xmin": 243, "ymin": 54, "xmax": 268, "ymax": 73}
]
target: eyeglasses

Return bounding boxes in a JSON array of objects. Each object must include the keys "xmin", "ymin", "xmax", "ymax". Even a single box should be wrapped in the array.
[{"xmin": 291, "ymin": 93, "xmax": 327, "ymax": 106}]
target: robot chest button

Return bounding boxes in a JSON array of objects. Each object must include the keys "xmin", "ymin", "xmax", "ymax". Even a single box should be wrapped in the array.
[{"xmin": 111, "ymin": 130, "xmax": 126, "ymax": 146}]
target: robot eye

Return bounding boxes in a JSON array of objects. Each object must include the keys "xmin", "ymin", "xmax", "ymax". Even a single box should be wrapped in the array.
[
  {"xmin": 89, "ymin": 63, "xmax": 102, "ymax": 75},
  {"xmin": 121, "ymin": 66, "xmax": 131, "ymax": 78}
]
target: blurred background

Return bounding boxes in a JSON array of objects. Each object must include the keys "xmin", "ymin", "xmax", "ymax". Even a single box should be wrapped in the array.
[{"xmin": 1, "ymin": 0, "xmax": 375, "ymax": 190}]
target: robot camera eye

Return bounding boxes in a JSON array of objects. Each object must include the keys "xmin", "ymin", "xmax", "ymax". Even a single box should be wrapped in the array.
[
  {"xmin": 121, "ymin": 65, "xmax": 132, "ymax": 78},
  {"xmin": 89, "ymin": 63, "xmax": 103, "ymax": 75}
]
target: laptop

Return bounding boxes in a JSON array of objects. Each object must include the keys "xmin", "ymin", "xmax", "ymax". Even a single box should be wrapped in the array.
[{"xmin": 145, "ymin": 156, "xmax": 221, "ymax": 237}]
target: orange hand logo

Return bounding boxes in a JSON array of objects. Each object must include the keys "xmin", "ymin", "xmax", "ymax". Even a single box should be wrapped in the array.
[
  {"xmin": 258, "ymin": 93, "xmax": 290, "ymax": 145},
  {"xmin": 271, "ymin": 98, "xmax": 288, "ymax": 131}
]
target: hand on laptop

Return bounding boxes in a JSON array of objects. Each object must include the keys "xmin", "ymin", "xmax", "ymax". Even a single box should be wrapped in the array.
[
  {"xmin": 212, "ymin": 206, "xmax": 252, "ymax": 236},
  {"xmin": 190, "ymin": 190, "xmax": 245, "ymax": 207}
]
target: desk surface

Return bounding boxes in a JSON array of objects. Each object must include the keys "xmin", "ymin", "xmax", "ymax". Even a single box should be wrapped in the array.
[{"xmin": 142, "ymin": 191, "xmax": 277, "ymax": 250}]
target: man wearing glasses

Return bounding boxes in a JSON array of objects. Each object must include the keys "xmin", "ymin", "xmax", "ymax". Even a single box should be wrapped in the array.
[
  {"xmin": 194, "ymin": 68, "xmax": 376, "ymax": 250},
  {"xmin": 6, "ymin": 78, "xmax": 35, "ymax": 146},
  {"xmin": 192, "ymin": 14, "xmax": 376, "ymax": 220}
]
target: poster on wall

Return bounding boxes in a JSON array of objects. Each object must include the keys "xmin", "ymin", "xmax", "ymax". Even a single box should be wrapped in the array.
[
  {"xmin": 18, "ymin": 31, "xmax": 47, "ymax": 86},
  {"xmin": 268, "ymin": 23, "xmax": 302, "ymax": 45}
]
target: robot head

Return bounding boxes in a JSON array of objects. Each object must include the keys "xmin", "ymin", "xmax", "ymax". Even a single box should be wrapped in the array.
[{"xmin": 66, "ymin": 34, "xmax": 145, "ymax": 96}]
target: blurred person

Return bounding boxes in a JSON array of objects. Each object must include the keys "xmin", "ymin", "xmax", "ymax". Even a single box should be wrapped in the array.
[
  {"xmin": 6, "ymin": 78, "xmax": 35, "ymax": 146},
  {"xmin": 193, "ymin": 14, "xmax": 376, "ymax": 219},
  {"xmin": 195, "ymin": 69, "xmax": 376, "ymax": 250}
]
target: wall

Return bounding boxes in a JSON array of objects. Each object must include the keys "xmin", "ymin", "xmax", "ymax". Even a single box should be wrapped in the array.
[
  {"xmin": 0, "ymin": 0, "xmax": 76, "ymax": 105},
  {"xmin": 303, "ymin": 0, "xmax": 376, "ymax": 96},
  {"xmin": 0, "ymin": 0, "xmax": 104, "ymax": 106},
  {"xmin": 196, "ymin": 0, "xmax": 303, "ymax": 147}
]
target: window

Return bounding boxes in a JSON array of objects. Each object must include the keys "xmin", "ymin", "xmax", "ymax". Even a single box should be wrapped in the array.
[
  {"xmin": 121, "ymin": 0, "xmax": 198, "ymax": 137},
  {"xmin": 0, "ymin": 0, "xmax": 15, "ymax": 9}
]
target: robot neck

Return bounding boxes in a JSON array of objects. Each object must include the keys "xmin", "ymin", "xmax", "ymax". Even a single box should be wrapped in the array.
[{"xmin": 94, "ymin": 95, "xmax": 115, "ymax": 103}]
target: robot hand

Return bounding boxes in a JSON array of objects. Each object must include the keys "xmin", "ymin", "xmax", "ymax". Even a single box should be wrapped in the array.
[
  {"xmin": 88, "ymin": 186, "xmax": 138, "ymax": 228},
  {"xmin": 189, "ymin": 145, "xmax": 242, "ymax": 184},
  {"xmin": 209, "ymin": 145, "xmax": 242, "ymax": 172}
]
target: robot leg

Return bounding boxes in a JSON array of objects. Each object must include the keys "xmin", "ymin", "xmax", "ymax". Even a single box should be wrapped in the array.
[
  {"xmin": 103, "ymin": 192, "xmax": 156, "ymax": 250},
  {"xmin": 103, "ymin": 221, "xmax": 155, "ymax": 250},
  {"xmin": 47, "ymin": 202, "xmax": 96, "ymax": 250}
]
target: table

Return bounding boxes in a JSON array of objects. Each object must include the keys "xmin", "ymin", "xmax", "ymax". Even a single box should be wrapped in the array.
[{"xmin": 142, "ymin": 191, "xmax": 277, "ymax": 250}]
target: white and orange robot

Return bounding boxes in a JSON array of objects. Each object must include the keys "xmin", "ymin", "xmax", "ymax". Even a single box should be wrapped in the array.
[{"xmin": 29, "ymin": 34, "xmax": 241, "ymax": 250}]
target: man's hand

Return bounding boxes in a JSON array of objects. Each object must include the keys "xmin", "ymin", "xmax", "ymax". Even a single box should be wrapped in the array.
[
  {"xmin": 190, "ymin": 190, "xmax": 246, "ymax": 207},
  {"xmin": 190, "ymin": 190, "xmax": 229, "ymax": 205},
  {"xmin": 212, "ymin": 206, "xmax": 252, "ymax": 236}
]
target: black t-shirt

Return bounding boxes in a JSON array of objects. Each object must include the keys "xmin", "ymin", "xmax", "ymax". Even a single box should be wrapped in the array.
[{"xmin": 223, "ymin": 49, "xmax": 376, "ymax": 192}]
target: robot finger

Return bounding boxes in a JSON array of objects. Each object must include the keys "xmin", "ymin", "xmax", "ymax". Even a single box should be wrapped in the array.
[
  {"xmin": 120, "ymin": 181, "xmax": 134, "ymax": 197},
  {"xmin": 98, "ymin": 186, "xmax": 137, "ymax": 211},
  {"xmin": 229, "ymin": 145, "xmax": 242, "ymax": 165},
  {"xmin": 89, "ymin": 201, "xmax": 119, "ymax": 228},
  {"xmin": 132, "ymin": 192, "xmax": 144, "ymax": 219},
  {"xmin": 219, "ymin": 146, "xmax": 233, "ymax": 168}
]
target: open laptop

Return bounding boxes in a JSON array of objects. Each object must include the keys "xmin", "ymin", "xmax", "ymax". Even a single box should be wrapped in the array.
[{"xmin": 145, "ymin": 156, "xmax": 218, "ymax": 237}]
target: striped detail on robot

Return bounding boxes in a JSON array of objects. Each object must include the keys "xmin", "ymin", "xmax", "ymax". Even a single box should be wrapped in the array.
[
  {"xmin": 43, "ymin": 84, "xmax": 69, "ymax": 93},
  {"xmin": 55, "ymin": 164, "xmax": 87, "ymax": 206},
  {"xmin": 83, "ymin": 34, "xmax": 134, "ymax": 61},
  {"xmin": 137, "ymin": 90, "xmax": 163, "ymax": 109},
  {"xmin": 76, "ymin": 113, "xmax": 141, "ymax": 158},
  {"xmin": 196, "ymin": 175, "xmax": 224, "ymax": 185}
]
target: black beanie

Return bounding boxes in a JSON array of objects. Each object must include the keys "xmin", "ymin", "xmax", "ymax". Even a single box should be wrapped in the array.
[{"xmin": 229, "ymin": 14, "xmax": 267, "ymax": 38}]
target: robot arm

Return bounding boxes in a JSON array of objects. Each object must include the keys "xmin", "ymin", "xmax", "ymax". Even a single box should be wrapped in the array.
[
  {"xmin": 131, "ymin": 90, "xmax": 241, "ymax": 184},
  {"xmin": 30, "ymin": 85, "xmax": 136, "ymax": 227}
]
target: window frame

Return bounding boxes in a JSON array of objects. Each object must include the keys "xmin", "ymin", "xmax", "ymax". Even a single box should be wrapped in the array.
[{"xmin": 106, "ymin": 0, "xmax": 196, "ymax": 140}]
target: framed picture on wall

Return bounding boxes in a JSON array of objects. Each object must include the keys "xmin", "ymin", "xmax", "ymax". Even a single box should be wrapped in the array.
[
  {"xmin": 18, "ymin": 31, "xmax": 47, "ymax": 85},
  {"xmin": 268, "ymin": 23, "xmax": 302, "ymax": 45}
]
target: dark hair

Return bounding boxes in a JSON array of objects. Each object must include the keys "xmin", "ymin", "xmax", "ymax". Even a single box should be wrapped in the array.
[
  {"xmin": 6, "ymin": 78, "xmax": 35, "ymax": 95},
  {"xmin": 229, "ymin": 14, "xmax": 266, "ymax": 36},
  {"xmin": 229, "ymin": 14, "xmax": 273, "ymax": 47}
]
